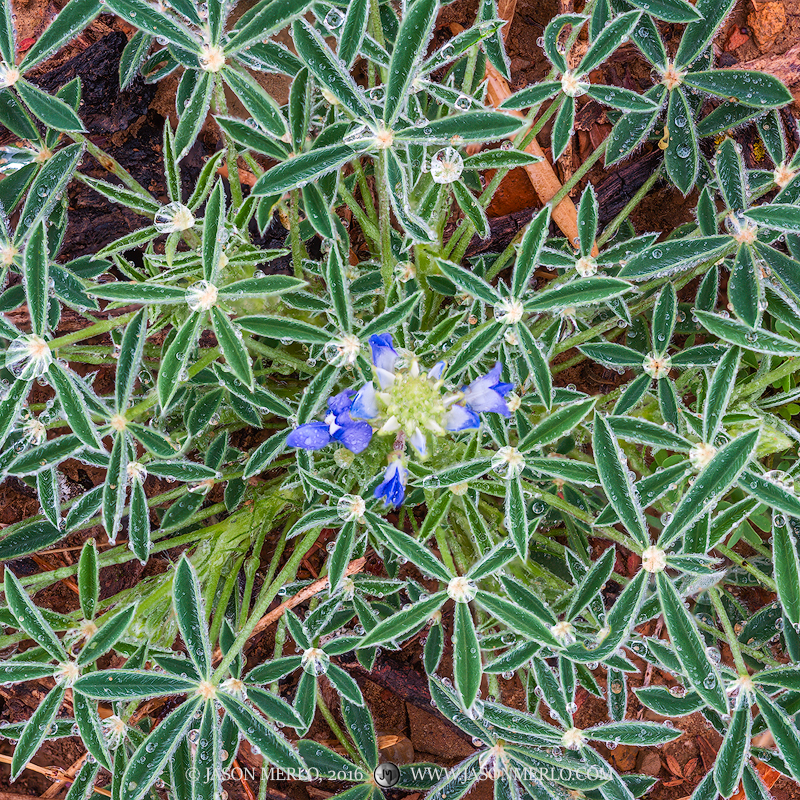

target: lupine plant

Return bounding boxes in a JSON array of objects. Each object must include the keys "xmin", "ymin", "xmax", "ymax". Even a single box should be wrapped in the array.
[{"xmin": 1, "ymin": 0, "xmax": 800, "ymax": 799}]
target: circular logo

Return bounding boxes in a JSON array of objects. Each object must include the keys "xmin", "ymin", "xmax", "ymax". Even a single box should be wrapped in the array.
[{"xmin": 373, "ymin": 762, "xmax": 400, "ymax": 789}]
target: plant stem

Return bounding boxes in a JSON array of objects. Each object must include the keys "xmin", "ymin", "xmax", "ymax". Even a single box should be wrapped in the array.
[
  {"xmin": 289, "ymin": 188, "xmax": 304, "ymax": 279},
  {"xmin": 709, "ymin": 587, "xmax": 749, "ymax": 675},
  {"xmin": 214, "ymin": 75, "xmax": 244, "ymax": 208},
  {"xmin": 48, "ymin": 310, "xmax": 140, "ymax": 350},
  {"xmin": 316, "ymin": 688, "xmax": 365, "ymax": 767},
  {"xmin": 377, "ymin": 150, "xmax": 394, "ymax": 301},
  {"xmin": 212, "ymin": 526, "xmax": 319, "ymax": 682},
  {"xmin": 597, "ymin": 166, "xmax": 662, "ymax": 248}
]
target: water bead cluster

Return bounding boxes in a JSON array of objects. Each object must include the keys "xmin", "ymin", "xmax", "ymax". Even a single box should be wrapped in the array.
[{"xmin": 287, "ymin": 334, "xmax": 513, "ymax": 507}]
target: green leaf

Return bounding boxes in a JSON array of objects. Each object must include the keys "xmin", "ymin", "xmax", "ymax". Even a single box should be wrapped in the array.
[
  {"xmin": 366, "ymin": 512, "xmax": 451, "ymax": 582},
  {"xmin": 49, "ymin": 363, "xmax": 102, "ymax": 449},
  {"xmin": 16, "ymin": 79, "xmax": 85, "ymax": 131},
  {"xmin": 226, "ymin": 0, "xmax": 314, "ymax": 53},
  {"xmin": 745, "ymin": 203, "xmax": 800, "ymax": 233},
  {"xmin": 436, "ymin": 258, "xmax": 500, "ymax": 305},
  {"xmin": 17, "ymin": 143, "xmax": 83, "ymax": 243},
  {"xmin": 339, "ymin": 0, "xmax": 369, "ymax": 67},
  {"xmin": 659, "ymin": 430, "xmax": 758, "ymax": 547},
  {"xmin": 715, "ymin": 137, "xmax": 748, "ymax": 212},
  {"xmin": 634, "ymin": 686, "xmax": 705, "ymax": 716},
  {"xmin": 567, "ymin": 546, "xmax": 615, "ymax": 620},
  {"xmin": 210, "ymin": 307, "xmax": 253, "ymax": 390},
  {"xmin": 218, "ymin": 275, "xmax": 306, "ymax": 298},
  {"xmin": 579, "ymin": 10, "xmax": 641, "ymax": 74},
  {"xmin": 0, "ymin": 520, "xmax": 62, "ymax": 561},
  {"xmin": 81, "ymin": 174, "xmax": 161, "ymax": 216},
  {"xmin": 157, "ymin": 311, "xmax": 203, "ymax": 409},
  {"xmin": 445, "ymin": 320, "xmax": 503, "ymax": 377},
  {"xmin": 664, "ymin": 88, "xmax": 697, "ymax": 195},
  {"xmin": 89, "ymin": 282, "xmax": 187, "ymax": 304},
  {"xmin": 655, "ymin": 572, "xmax": 727, "ymax": 714},
  {"xmin": 174, "ymin": 557, "xmax": 211, "ymax": 677},
  {"xmin": 474, "ymin": 590, "xmax": 561, "ymax": 648},
  {"xmin": 4, "ymin": 568, "xmax": 66, "ymax": 660},
  {"xmin": 342, "ymin": 698, "xmax": 379, "ymax": 770},
  {"xmin": 292, "ymin": 18, "xmax": 372, "ymax": 119},
  {"xmin": 675, "ymin": 0, "xmax": 735, "ymax": 67},
  {"xmin": 683, "ymin": 70, "xmax": 792, "ymax": 108},
  {"xmin": 512, "ymin": 206, "xmax": 551, "ymax": 298},
  {"xmin": 129, "ymin": 477, "xmax": 150, "ymax": 564},
  {"xmin": 772, "ymin": 514, "xmax": 800, "ymax": 628},
  {"xmin": 74, "ymin": 669, "xmax": 198, "ymax": 699},
  {"xmin": 703, "ymin": 346, "xmax": 739, "ymax": 442},
  {"xmin": 174, "ymin": 70, "xmax": 213, "ymax": 160},
  {"xmin": 202, "ymin": 179, "xmax": 225, "ymax": 283},
  {"xmin": 384, "ymin": 0, "xmax": 438, "ymax": 125},
  {"xmin": 524, "ymin": 277, "xmax": 632, "ymax": 310},
  {"xmin": 243, "ymin": 429, "xmax": 290, "ymax": 479},
  {"xmin": 122, "ymin": 698, "xmax": 203, "ymax": 800},
  {"xmin": 606, "ymin": 415, "xmax": 691, "ymax": 451},
  {"xmin": 586, "ymin": 720, "xmax": 681, "ymax": 746},
  {"xmin": 519, "ymin": 397, "xmax": 596, "ymax": 451},
  {"xmin": 395, "ymin": 112, "xmax": 525, "ymax": 144},
  {"xmin": 714, "ymin": 691, "xmax": 751, "ymax": 797},
  {"xmin": 652, "ymin": 283, "xmax": 677, "ymax": 354},
  {"xmin": 73, "ymin": 692, "xmax": 111, "ymax": 771},
  {"xmin": 729, "ymin": 245, "xmax": 761, "ymax": 328},
  {"xmin": 452, "ymin": 181, "xmax": 490, "ymax": 240},
  {"xmin": 515, "ymin": 323, "xmax": 552, "ymax": 410},
  {"xmin": 5, "ymin": 434, "xmax": 82, "ymax": 476},
  {"xmin": 618, "ymin": 237, "xmax": 732, "ymax": 280},
  {"xmin": 103, "ymin": 0, "xmax": 200, "ymax": 53},
  {"xmin": 627, "ymin": 0, "xmax": 701, "ymax": 22},
  {"xmin": 464, "ymin": 150, "xmax": 543, "ymax": 171},
  {"xmin": 551, "ymin": 96, "xmax": 574, "ymax": 162},
  {"xmin": 221, "ymin": 67, "xmax": 287, "ymax": 139},
  {"xmin": 359, "ymin": 593, "xmax": 448, "ymax": 647},
  {"xmin": 252, "ymin": 143, "xmax": 354, "ymax": 196},
  {"xmin": 360, "ymin": 291, "xmax": 423, "ymax": 338},
  {"xmin": 115, "ymin": 308, "xmax": 147, "ymax": 414},
  {"xmin": 593, "ymin": 415, "xmax": 649, "ymax": 546},
  {"xmin": 24, "ymin": 223, "xmax": 48, "ymax": 337},
  {"xmin": 236, "ymin": 315, "xmax": 330, "ymax": 344},
  {"xmin": 755, "ymin": 690, "xmax": 800, "ymax": 781},
  {"xmin": 506, "ymin": 472, "xmax": 529, "ymax": 558},
  {"xmin": 0, "ymin": 0, "xmax": 12, "ymax": 64},
  {"xmin": 78, "ymin": 540, "xmax": 99, "ymax": 621},
  {"xmin": 102, "ymin": 434, "xmax": 128, "ymax": 546},
  {"xmin": 10, "ymin": 685, "xmax": 66, "ymax": 781},
  {"xmin": 217, "ymin": 692, "xmax": 305, "ymax": 771},
  {"xmin": 500, "ymin": 82, "xmax": 561, "ymax": 110},
  {"xmin": 605, "ymin": 85, "xmax": 666, "ymax": 164},
  {"xmin": 694, "ymin": 310, "xmax": 800, "ymax": 356},
  {"xmin": 77, "ymin": 604, "xmax": 137, "ymax": 666},
  {"xmin": 452, "ymin": 602, "xmax": 481, "ymax": 712}
]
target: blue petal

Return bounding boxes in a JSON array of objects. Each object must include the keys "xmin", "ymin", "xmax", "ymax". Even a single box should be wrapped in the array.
[
  {"xmin": 462, "ymin": 363, "xmax": 512, "ymax": 415},
  {"xmin": 374, "ymin": 461, "xmax": 407, "ymax": 507},
  {"xmin": 445, "ymin": 404, "xmax": 481, "ymax": 431},
  {"xmin": 369, "ymin": 333, "xmax": 397, "ymax": 376},
  {"xmin": 333, "ymin": 420, "xmax": 374, "ymax": 454},
  {"xmin": 351, "ymin": 382, "xmax": 379, "ymax": 419},
  {"xmin": 328, "ymin": 389, "xmax": 355, "ymax": 416},
  {"xmin": 286, "ymin": 421, "xmax": 332, "ymax": 450},
  {"xmin": 428, "ymin": 361, "xmax": 446, "ymax": 380},
  {"xmin": 494, "ymin": 381, "xmax": 514, "ymax": 398},
  {"xmin": 408, "ymin": 428, "xmax": 428, "ymax": 456}
]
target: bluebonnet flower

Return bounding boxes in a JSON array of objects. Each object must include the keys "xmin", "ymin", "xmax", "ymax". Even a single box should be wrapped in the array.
[
  {"xmin": 286, "ymin": 390, "xmax": 373, "ymax": 453},
  {"xmin": 351, "ymin": 334, "xmax": 481, "ymax": 457},
  {"xmin": 374, "ymin": 459, "xmax": 408, "ymax": 508},
  {"xmin": 461, "ymin": 362, "xmax": 513, "ymax": 417}
]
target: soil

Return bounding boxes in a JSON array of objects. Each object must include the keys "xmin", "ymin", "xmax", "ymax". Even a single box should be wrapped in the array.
[{"xmin": 1, "ymin": 0, "xmax": 799, "ymax": 799}]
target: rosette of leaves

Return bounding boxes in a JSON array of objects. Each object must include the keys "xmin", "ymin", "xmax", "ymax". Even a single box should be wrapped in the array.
[
  {"xmin": 0, "ymin": 548, "xmax": 136, "ymax": 782},
  {"xmin": 72, "ymin": 557, "xmax": 306, "ymax": 800},
  {"xmin": 248, "ymin": 0, "xmax": 525, "ymax": 246},
  {"xmin": 614, "ymin": 137, "xmax": 800, "ymax": 340},
  {"xmin": 499, "ymin": 11, "xmax": 662, "ymax": 160},
  {"xmin": 606, "ymin": 0, "xmax": 792, "ymax": 194}
]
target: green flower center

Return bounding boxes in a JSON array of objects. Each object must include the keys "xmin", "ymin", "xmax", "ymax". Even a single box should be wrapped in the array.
[{"xmin": 384, "ymin": 372, "xmax": 447, "ymax": 433}]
